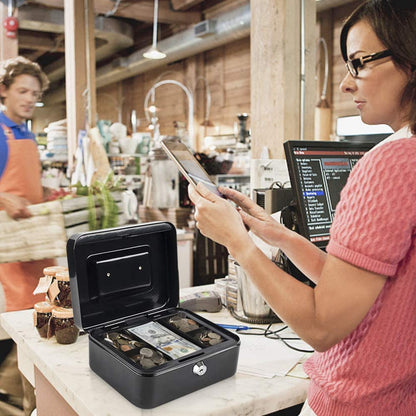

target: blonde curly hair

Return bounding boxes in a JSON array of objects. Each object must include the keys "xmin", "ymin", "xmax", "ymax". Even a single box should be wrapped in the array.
[{"xmin": 0, "ymin": 56, "xmax": 49, "ymax": 103}]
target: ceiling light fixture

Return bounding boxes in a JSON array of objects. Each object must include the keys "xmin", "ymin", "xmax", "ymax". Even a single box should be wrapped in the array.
[{"xmin": 143, "ymin": 0, "xmax": 166, "ymax": 60}]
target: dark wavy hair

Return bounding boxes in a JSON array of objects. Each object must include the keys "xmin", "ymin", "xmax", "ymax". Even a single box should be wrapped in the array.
[
  {"xmin": 0, "ymin": 56, "xmax": 49, "ymax": 104},
  {"xmin": 340, "ymin": 0, "xmax": 416, "ymax": 134}
]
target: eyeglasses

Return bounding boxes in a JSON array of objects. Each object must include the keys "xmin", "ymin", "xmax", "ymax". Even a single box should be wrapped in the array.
[{"xmin": 345, "ymin": 49, "xmax": 392, "ymax": 77}]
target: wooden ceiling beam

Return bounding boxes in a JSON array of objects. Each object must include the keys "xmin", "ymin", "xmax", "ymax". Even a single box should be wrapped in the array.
[
  {"xmin": 26, "ymin": 50, "xmax": 48, "ymax": 61},
  {"xmin": 27, "ymin": 0, "xmax": 201, "ymax": 24},
  {"xmin": 26, "ymin": 0, "xmax": 64, "ymax": 8},
  {"xmin": 94, "ymin": 0, "xmax": 201, "ymax": 24},
  {"xmin": 170, "ymin": 0, "xmax": 204, "ymax": 11},
  {"xmin": 19, "ymin": 31, "xmax": 65, "ymax": 52}
]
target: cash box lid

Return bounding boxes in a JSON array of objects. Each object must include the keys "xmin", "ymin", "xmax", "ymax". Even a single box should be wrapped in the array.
[{"xmin": 67, "ymin": 222, "xmax": 179, "ymax": 331}]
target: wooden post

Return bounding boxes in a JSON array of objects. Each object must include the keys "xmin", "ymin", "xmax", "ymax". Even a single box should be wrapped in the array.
[
  {"xmin": 0, "ymin": 3, "xmax": 18, "ymax": 61},
  {"xmin": 64, "ymin": 0, "xmax": 96, "ymax": 175},
  {"xmin": 85, "ymin": 0, "xmax": 96, "ymax": 129},
  {"xmin": 316, "ymin": 9, "xmax": 334, "ymax": 140},
  {"xmin": 250, "ymin": 0, "xmax": 316, "ymax": 159}
]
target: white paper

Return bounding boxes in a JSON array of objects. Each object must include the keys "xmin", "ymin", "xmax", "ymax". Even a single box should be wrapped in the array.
[{"xmin": 237, "ymin": 331, "xmax": 312, "ymax": 378}]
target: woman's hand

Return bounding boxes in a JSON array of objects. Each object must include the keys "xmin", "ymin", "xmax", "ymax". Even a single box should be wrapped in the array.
[
  {"xmin": 187, "ymin": 183, "xmax": 253, "ymax": 255},
  {"xmin": 218, "ymin": 186, "xmax": 290, "ymax": 247},
  {"xmin": 0, "ymin": 192, "xmax": 32, "ymax": 219}
]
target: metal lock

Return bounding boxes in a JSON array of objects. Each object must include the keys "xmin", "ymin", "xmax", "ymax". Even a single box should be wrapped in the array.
[{"xmin": 193, "ymin": 361, "xmax": 207, "ymax": 376}]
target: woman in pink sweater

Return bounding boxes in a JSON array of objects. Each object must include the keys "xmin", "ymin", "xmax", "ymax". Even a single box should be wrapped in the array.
[{"xmin": 188, "ymin": 0, "xmax": 416, "ymax": 415}]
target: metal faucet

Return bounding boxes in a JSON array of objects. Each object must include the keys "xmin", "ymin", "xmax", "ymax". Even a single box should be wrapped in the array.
[{"xmin": 144, "ymin": 79, "xmax": 194, "ymax": 148}]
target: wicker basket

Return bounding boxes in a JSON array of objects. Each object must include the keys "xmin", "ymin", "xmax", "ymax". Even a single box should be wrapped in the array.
[{"xmin": 0, "ymin": 200, "xmax": 67, "ymax": 263}]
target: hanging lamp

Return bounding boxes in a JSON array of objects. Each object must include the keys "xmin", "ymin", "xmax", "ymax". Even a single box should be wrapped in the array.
[{"xmin": 143, "ymin": 0, "xmax": 166, "ymax": 60}]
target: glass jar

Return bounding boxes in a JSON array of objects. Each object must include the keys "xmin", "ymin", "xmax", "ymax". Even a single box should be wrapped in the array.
[
  {"xmin": 54, "ymin": 270, "xmax": 72, "ymax": 308},
  {"xmin": 33, "ymin": 301, "xmax": 54, "ymax": 338},
  {"xmin": 43, "ymin": 266, "xmax": 67, "ymax": 304},
  {"xmin": 51, "ymin": 307, "xmax": 79, "ymax": 345}
]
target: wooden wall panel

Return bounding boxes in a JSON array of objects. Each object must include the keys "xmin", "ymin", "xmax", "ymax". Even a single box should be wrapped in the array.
[
  {"xmin": 97, "ymin": 36, "xmax": 250, "ymax": 151},
  {"xmin": 97, "ymin": 83, "xmax": 122, "ymax": 122}
]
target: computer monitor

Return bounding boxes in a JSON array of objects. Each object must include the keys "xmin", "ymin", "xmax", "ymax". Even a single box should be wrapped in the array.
[{"xmin": 284, "ymin": 140, "xmax": 375, "ymax": 249}]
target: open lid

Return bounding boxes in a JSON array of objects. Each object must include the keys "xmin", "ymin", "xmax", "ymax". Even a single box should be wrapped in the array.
[{"xmin": 67, "ymin": 222, "xmax": 179, "ymax": 331}]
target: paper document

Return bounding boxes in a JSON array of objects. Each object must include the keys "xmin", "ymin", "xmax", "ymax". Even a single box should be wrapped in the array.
[{"xmin": 237, "ymin": 330, "xmax": 312, "ymax": 378}]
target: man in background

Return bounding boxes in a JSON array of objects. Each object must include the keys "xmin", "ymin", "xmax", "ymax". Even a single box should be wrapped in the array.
[{"xmin": 0, "ymin": 56, "xmax": 53, "ymax": 416}]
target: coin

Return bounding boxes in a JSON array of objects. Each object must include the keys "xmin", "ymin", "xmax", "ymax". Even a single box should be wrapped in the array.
[
  {"xmin": 104, "ymin": 335, "xmax": 113, "ymax": 344},
  {"xmin": 120, "ymin": 344, "xmax": 132, "ymax": 352},
  {"xmin": 119, "ymin": 333, "xmax": 133, "ymax": 341},
  {"xmin": 152, "ymin": 351, "xmax": 166, "ymax": 364},
  {"xmin": 169, "ymin": 315, "xmax": 199, "ymax": 333},
  {"xmin": 140, "ymin": 347, "xmax": 154, "ymax": 358},
  {"xmin": 198, "ymin": 329, "xmax": 223, "ymax": 346},
  {"xmin": 140, "ymin": 358, "xmax": 156, "ymax": 369},
  {"xmin": 108, "ymin": 332, "xmax": 119, "ymax": 341},
  {"xmin": 132, "ymin": 340, "xmax": 146, "ymax": 349}
]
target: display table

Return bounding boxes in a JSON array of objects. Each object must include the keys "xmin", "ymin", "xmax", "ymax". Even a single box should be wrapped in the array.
[{"xmin": 1, "ymin": 286, "xmax": 310, "ymax": 416}]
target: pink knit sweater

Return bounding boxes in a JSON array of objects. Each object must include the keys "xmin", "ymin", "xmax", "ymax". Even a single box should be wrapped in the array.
[{"xmin": 303, "ymin": 137, "xmax": 416, "ymax": 416}]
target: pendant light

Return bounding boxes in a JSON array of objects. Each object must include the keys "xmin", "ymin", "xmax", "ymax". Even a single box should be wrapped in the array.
[{"xmin": 143, "ymin": 0, "xmax": 166, "ymax": 60}]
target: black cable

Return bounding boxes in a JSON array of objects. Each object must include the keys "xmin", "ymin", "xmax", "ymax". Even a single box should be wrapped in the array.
[
  {"xmin": 267, "ymin": 333, "xmax": 314, "ymax": 353},
  {"xmin": 236, "ymin": 323, "xmax": 314, "ymax": 354},
  {"xmin": 265, "ymin": 323, "xmax": 314, "ymax": 353}
]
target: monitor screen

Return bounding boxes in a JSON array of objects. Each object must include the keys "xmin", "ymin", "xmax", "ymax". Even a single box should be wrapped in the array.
[{"xmin": 284, "ymin": 140, "xmax": 375, "ymax": 249}]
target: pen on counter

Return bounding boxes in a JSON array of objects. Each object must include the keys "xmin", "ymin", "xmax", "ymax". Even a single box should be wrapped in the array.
[{"xmin": 217, "ymin": 324, "xmax": 250, "ymax": 330}]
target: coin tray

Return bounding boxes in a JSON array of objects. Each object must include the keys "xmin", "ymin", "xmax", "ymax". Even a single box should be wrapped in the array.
[
  {"xmin": 160, "ymin": 312, "xmax": 225, "ymax": 348},
  {"xmin": 102, "ymin": 331, "xmax": 171, "ymax": 370},
  {"xmin": 68, "ymin": 222, "xmax": 240, "ymax": 409}
]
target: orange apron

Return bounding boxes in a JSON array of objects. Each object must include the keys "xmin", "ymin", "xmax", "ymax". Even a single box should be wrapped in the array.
[{"xmin": 0, "ymin": 124, "xmax": 54, "ymax": 311}]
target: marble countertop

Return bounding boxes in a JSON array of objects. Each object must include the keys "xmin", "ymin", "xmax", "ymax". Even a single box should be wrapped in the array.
[{"xmin": 1, "ymin": 287, "xmax": 309, "ymax": 416}]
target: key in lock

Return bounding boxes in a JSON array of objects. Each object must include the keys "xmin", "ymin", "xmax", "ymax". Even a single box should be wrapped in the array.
[{"xmin": 193, "ymin": 361, "xmax": 207, "ymax": 376}]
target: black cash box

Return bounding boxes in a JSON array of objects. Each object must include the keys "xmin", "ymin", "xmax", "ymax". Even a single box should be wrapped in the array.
[{"xmin": 67, "ymin": 222, "xmax": 240, "ymax": 409}]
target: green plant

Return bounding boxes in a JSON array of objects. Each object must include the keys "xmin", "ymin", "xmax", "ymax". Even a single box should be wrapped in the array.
[{"xmin": 74, "ymin": 172, "xmax": 124, "ymax": 230}]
